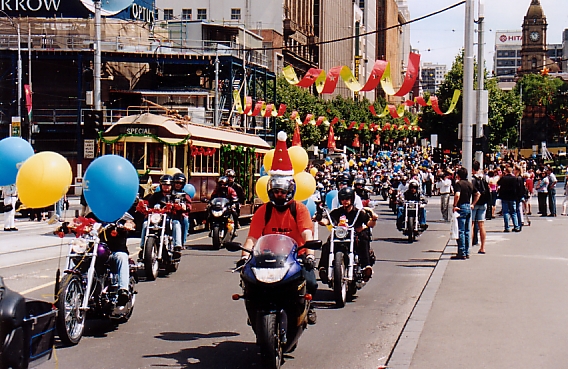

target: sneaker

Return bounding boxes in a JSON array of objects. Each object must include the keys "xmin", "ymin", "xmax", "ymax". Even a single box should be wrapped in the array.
[
  {"xmin": 450, "ymin": 255, "xmax": 466, "ymax": 260},
  {"xmin": 512, "ymin": 228, "xmax": 521, "ymax": 232},
  {"xmin": 504, "ymin": 229, "xmax": 510, "ymax": 232},
  {"xmin": 420, "ymin": 224, "xmax": 429, "ymax": 230},
  {"xmin": 117, "ymin": 289, "xmax": 129, "ymax": 307},
  {"xmin": 9, "ymin": 227, "xmax": 18, "ymax": 231},
  {"xmin": 307, "ymin": 306, "xmax": 317, "ymax": 325}
]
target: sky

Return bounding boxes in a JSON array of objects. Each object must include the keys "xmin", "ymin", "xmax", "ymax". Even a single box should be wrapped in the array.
[{"xmin": 406, "ymin": 0, "xmax": 568, "ymax": 71}]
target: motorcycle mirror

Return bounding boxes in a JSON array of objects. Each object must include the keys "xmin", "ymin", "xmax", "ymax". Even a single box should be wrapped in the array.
[
  {"xmin": 224, "ymin": 242, "xmax": 243, "ymax": 252},
  {"xmin": 303, "ymin": 240, "xmax": 322, "ymax": 250}
]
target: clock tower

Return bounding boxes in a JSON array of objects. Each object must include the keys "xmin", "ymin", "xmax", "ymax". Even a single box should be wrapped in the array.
[{"xmin": 521, "ymin": 0, "xmax": 547, "ymax": 74}]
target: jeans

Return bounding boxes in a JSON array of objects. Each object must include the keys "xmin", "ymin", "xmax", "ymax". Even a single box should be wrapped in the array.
[
  {"xmin": 55, "ymin": 198, "xmax": 64, "ymax": 219},
  {"xmin": 456, "ymin": 203, "xmax": 471, "ymax": 257},
  {"xmin": 140, "ymin": 219, "xmax": 182, "ymax": 248},
  {"xmin": 537, "ymin": 192, "xmax": 548, "ymax": 215},
  {"xmin": 181, "ymin": 215, "xmax": 189, "ymax": 244},
  {"xmin": 109, "ymin": 251, "xmax": 129, "ymax": 291},
  {"xmin": 548, "ymin": 188, "xmax": 557, "ymax": 216},
  {"xmin": 501, "ymin": 200, "xmax": 519, "ymax": 230},
  {"xmin": 440, "ymin": 194, "xmax": 450, "ymax": 221}
]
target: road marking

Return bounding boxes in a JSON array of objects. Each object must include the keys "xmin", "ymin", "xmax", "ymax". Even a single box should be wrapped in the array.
[{"xmin": 20, "ymin": 281, "xmax": 56, "ymax": 295}]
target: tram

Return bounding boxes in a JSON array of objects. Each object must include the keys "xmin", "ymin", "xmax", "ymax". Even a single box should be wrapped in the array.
[{"xmin": 99, "ymin": 110, "xmax": 271, "ymax": 229}]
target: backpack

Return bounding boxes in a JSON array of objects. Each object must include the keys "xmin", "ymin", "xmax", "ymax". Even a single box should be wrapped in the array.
[
  {"xmin": 263, "ymin": 201, "xmax": 297, "ymax": 229},
  {"xmin": 473, "ymin": 175, "xmax": 491, "ymax": 206}
]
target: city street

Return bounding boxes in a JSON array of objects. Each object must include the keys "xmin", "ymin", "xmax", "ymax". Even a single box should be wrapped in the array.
[{"xmin": 1, "ymin": 197, "xmax": 449, "ymax": 369}]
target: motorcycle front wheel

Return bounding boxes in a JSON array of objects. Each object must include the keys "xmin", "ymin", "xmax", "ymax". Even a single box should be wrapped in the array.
[
  {"xmin": 257, "ymin": 313, "xmax": 283, "ymax": 369},
  {"xmin": 333, "ymin": 251, "xmax": 347, "ymax": 308},
  {"xmin": 55, "ymin": 274, "xmax": 86, "ymax": 346},
  {"xmin": 407, "ymin": 218, "xmax": 416, "ymax": 243},
  {"xmin": 143, "ymin": 237, "xmax": 159, "ymax": 281},
  {"xmin": 212, "ymin": 225, "xmax": 222, "ymax": 250}
]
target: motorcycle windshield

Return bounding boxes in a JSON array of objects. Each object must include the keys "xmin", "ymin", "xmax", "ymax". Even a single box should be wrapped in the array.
[
  {"xmin": 211, "ymin": 198, "xmax": 230, "ymax": 208},
  {"xmin": 252, "ymin": 234, "xmax": 297, "ymax": 267}
]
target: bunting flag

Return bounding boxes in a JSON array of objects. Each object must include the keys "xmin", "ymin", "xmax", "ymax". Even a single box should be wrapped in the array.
[
  {"xmin": 358, "ymin": 123, "xmax": 366, "ymax": 130},
  {"xmin": 348, "ymin": 121, "xmax": 357, "ymax": 130},
  {"xmin": 352, "ymin": 134, "xmax": 360, "ymax": 148},
  {"xmin": 429, "ymin": 90, "xmax": 461, "ymax": 115},
  {"xmin": 303, "ymin": 114, "xmax": 314, "ymax": 126},
  {"xmin": 369, "ymin": 90, "xmax": 462, "ymax": 118},
  {"xmin": 328, "ymin": 124, "xmax": 336, "ymax": 151},
  {"xmin": 374, "ymin": 134, "xmax": 381, "ymax": 145},
  {"xmin": 292, "ymin": 121, "xmax": 302, "ymax": 146},
  {"xmin": 283, "ymin": 53, "xmax": 420, "ymax": 96},
  {"xmin": 232, "ymin": 91, "xmax": 286, "ymax": 117},
  {"xmin": 316, "ymin": 116, "xmax": 325, "ymax": 126},
  {"xmin": 262, "ymin": 103, "xmax": 272, "ymax": 117},
  {"xmin": 330, "ymin": 117, "xmax": 339, "ymax": 126},
  {"xmin": 24, "ymin": 84, "xmax": 32, "ymax": 123},
  {"xmin": 276, "ymin": 104, "xmax": 287, "ymax": 117},
  {"xmin": 248, "ymin": 101, "xmax": 263, "ymax": 116}
]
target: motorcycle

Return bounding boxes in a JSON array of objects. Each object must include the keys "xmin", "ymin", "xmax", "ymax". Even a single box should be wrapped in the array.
[
  {"xmin": 321, "ymin": 209, "xmax": 367, "ymax": 308},
  {"xmin": 54, "ymin": 214, "xmax": 137, "ymax": 346},
  {"xmin": 389, "ymin": 188, "xmax": 398, "ymax": 214},
  {"xmin": 225, "ymin": 236, "xmax": 322, "ymax": 369},
  {"xmin": 0, "ymin": 277, "xmax": 57, "ymax": 369},
  {"xmin": 399, "ymin": 200, "xmax": 425, "ymax": 242},
  {"xmin": 380, "ymin": 182, "xmax": 390, "ymax": 201},
  {"xmin": 137, "ymin": 202, "xmax": 181, "ymax": 280},
  {"xmin": 206, "ymin": 198, "xmax": 236, "ymax": 250}
]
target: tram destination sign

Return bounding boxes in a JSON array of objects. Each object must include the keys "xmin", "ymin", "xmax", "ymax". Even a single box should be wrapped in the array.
[
  {"xmin": 0, "ymin": 0, "xmax": 154, "ymax": 23},
  {"xmin": 119, "ymin": 126, "xmax": 158, "ymax": 136}
]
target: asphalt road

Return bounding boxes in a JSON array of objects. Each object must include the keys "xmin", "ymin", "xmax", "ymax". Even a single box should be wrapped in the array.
[{"xmin": 0, "ymin": 197, "xmax": 450, "ymax": 369}]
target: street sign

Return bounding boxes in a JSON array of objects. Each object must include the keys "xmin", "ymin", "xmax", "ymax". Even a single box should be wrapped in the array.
[
  {"xmin": 84, "ymin": 139, "xmax": 95, "ymax": 159},
  {"xmin": 11, "ymin": 116, "xmax": 21, "ymax": 137}
]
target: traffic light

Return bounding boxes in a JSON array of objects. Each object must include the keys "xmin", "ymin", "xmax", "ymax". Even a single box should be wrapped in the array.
[
  {"xmin": 433, "ymin": 148, "xmax": 443, "ymax": 164},
  {"xmin": 83, "ymin": 110, "xmax": 103, "ymax": 139}
]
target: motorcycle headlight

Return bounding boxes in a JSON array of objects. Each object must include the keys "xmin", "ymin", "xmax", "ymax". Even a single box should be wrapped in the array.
[
  {"xmin": 70, "ymin": 238, "xmax": 88, "ymax": 254},
  {"xmin": 211, "ymin": 210, "xmax": 224, "ymax": 217},
  {"xmin": 335, "ymin": 226, "xmax": 348, "ymax": 239},
  {"xmin": 150, "ymin": 213, "xmax": 162, "ymax": 225},
  {"xmin": 251, "ymin": 267, "xmax": 287, "ymax": 283}
]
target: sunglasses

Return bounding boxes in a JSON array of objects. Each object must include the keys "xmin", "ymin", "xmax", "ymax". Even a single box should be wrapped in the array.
[{"xmin": 272, "ymin": 189, "xmax": 288, "ymax": 195}]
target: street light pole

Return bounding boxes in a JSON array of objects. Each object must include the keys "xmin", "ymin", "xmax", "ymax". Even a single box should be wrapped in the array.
[
  {"xmin": 94, "ymin": 0, "xmax": 102, "ymax": 111},
  {"xmin": 462, "ymin": 0, "xmax": 475, "ymax": 173}
]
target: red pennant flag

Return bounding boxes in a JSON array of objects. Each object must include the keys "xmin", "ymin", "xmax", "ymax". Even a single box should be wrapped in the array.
[
  {"xmin": 292, "ymin": 122, "xmax": 302, "ymax": 146},
  {"xmin": 352, "ymin": 134, "xmax": 360, "ymax": 148},
  {"xmin": 327, "ymin": 124, "xmax": 336, "ymax": 151},
  {"xmin": 348, "ymin": 121, "xmax": 356, "ymax": 130},
  {"xmin": 263, "ymin": 104, "xmax": 273, "ymax": 117},
  {"xmin": 303, "ymin": 114, "xmax": 314, "ymax": 125},
  {"xmin": 404, "ymin": 117, "xmax": 410, "ymax": 125},
  {"xmin": 242, "ymin": 96, "xmax": 253, "ymax": 115},
  {"xmin": 316, "ymin": 116, "xmax": 325, "ymax": 126},
  {"xmin": 249, "ymin": 101, "xmax": 263, "ymax": 116},
  {"xmin": 277, "ymin": 104, "xmax": 287, "ymax": 116},
  {"xmin": 358, "ymin": 123, "xmax": 365, "ymax": 130},
  {"xmin": 415, "ymin": 96, "xmax": 428, "ymax": 107},
  {"xmin": 330, "ymin": 117, "xmax": 339, "ymax": 126},
  {"xmin": 369, "ymin": 105, "xmax": 377, "ymax": 116},
  {"xmin": 374, "ymin": 134, "xmax": 381, "ymax": 145}
]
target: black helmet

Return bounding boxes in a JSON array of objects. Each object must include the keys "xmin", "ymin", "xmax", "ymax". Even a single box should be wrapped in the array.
[
  {"xmin": 337, "ymin": 173, "xmax": 352, "ymax": 186},
  {"xmin": 267, "ymin": 176, "xmax": 296, "ymax": 208},
  {"xmin": 408, "ymin": 179, "xmax": 420, "ymax": 189},
  {"xmin": 173, "ymin": 172, "xmax": 186, "ymax": 187},
  {"xmin": 160, "ymin": 174, "xmax": 173, "ymax": 185},
  {"xmin": 353, "ymin": 177, "xmax": 365, "ymax": 187},
  {"xmin": 217, "ymin": 176, "xmax": 229, "ymax": 187},
  {"xmin": 337, "ymin": 187, "xmax": 355, "ymax": 203},
  {"xmin": 225, "ymin": 169, "xmax": 236, "ymax": 177}
]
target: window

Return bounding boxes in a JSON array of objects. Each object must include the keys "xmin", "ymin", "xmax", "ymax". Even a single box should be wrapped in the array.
[
  {"xmin": 231, "ymin": 8, "xmax": 241, "ymax": 20},
  {"xmin": 126, "ymin": 142, "xmax": 145, "ymax": 170},
  {"xmin": 197, "ymin": 8, "xmax": 207, "ymax": 20},
  {"xmin": 182, "ymin": 9, "xmax": 192, "ymax": 20},
  {"xmin": 163, "ymin": 9, "xmax": 173, "ymax": 20},
  {"xmin": 147, "ymin": 143, "xmax": 164, "ymax": 170},
  {"xmin": 191, "ymin": 147, "xmax": 217, "ymax": 174}
]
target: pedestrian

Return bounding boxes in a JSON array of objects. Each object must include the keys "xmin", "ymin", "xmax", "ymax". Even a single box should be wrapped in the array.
[
  {"xmin": 524, "ymin": 171, "xmax": 533, "ymax": 216},
  {"xmin": 513, "ymin": 165, "xmax": 526, "ymax": 229},
  {"xmin": 2, "ymin": 184, "xmax": 18, "ymax": 231},
  {"xmin": 471, "ymin": 161, "xmax": 489, "ymax": 254},
  {"xmin": 80, "ymin": 191, "xmax": 89, "ymax": 217},
  {"xmin": 451, "ymin": 167, "xmax": 480, "ymax": 259},
  {"xmin": 546, "ymin": 166, "xmax": 557, "ymax": 217},
  {"xmin": 497, "ymin": 166, "xmax": 521, "ymax": 232},
  {"xmin": 535, "ymin": 171, "xmax": 549, "ymax": 217},
  {"xmin": 436, "ymin": 171, "xmax": 453, "ymax": 222},
  {"xmin": 487, "ymin": 170, "xmax": 499, "ymax": 219}
]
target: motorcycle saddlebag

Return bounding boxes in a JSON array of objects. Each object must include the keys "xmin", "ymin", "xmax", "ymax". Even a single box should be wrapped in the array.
[{"xmin": 0, "ymin": 276, "xmax": 26, "ymax": 369}]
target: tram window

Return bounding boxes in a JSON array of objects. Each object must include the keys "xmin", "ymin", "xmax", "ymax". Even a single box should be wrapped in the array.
[
  {"xmin": 115, "ymin": 142, "xmax": 124, "ymax": 156},
  {"xmin": 192, "ymin": 148, "xmax": 217, "ymax": 174},
  {"xmin": 175, "ymin": 146, "xmax": 185, "ymax": 171},
  {"xmin": 147, "ymin": 143, "xmax": 164, "ymax": 170},
  {"xmin": 255, "ymin": 155, "xmax": 263, "ymax": 173},
  {"xmin": 126, "ymin": 142, "xmax": 145, "ymax": 170}
]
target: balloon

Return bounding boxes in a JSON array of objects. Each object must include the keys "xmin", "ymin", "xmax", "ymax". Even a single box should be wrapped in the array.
[
  {"xmin": 0, "ymin": 137, "xmax": 34, "ymax": 186},
  {"xmin": 255, "ymin": 176, "xmax": 270, "ymax": 203},
  {"xmin": 325, "ymin": 190, "xmax": 338, "ymax": 209},
  {"xmin": 263, "ymin": 150, "xmax": 275, "ymax": 173},
  {"xmin": 309, "ymin": 167, "xmax": 318, "ymax": 177},
  {"xmin": 184, "ymin": 183, "xmax": 196, "ymax": 198},
  {"xmin": 288, "ymin": 146, "xmax": 309, "ymax": 174},
  {"xmin": 293, "ymin": 171, "xmax": 316, "ymax": 201},
  {"xmin": 260, "ymin": 165, "xmax": 268, "ymax": 177},
  {"xmin": 302, "ymin": 198, "xmax": 317, "ymax": 218},
  {"xmin": 166, "ymin": 167, "xmax": 181, "ymax": 176},
  {"xmin": 84, "ymin": 155, "xmax": 139, "ymax": 222},
  {"xmin": 17, "ymin": 151, "xmax": 72, "ymax": 208}
]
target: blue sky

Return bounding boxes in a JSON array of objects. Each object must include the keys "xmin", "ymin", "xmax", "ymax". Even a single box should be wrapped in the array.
[{"xmin": 407, "ymin": 0, "xmax": 568, "ymax": 71}]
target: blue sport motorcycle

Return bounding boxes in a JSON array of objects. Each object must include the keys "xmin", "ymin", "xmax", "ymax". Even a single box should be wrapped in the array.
[{"xmin": 225, "ymin": 235, "xmax": 321, "ymax": 369}]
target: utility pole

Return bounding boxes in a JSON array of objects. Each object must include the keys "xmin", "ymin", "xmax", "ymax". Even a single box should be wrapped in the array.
[
  {"xmin": 462, "ymin": 0, "xmax": 475, "ymax": 173},
  {"xmin": 475, "ymin": 0, "xmax": 487, "ymax": 168},
  {"xmin": 28, "ymin": 27, "xmax": 32, "ymax": 142},
  {"xmin": 214, "ymin": 43, "xmax": 219, "ymax": 126},
  {"xmin": 94, "ymin": 0, "xmax": 102, "ymax": 111}
]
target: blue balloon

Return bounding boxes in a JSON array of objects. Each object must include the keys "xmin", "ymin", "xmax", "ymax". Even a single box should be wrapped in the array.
[
  {"xmin": 84, "ymin": 155, "xmax": 139, "ymax": 222},
  {"xmin": 325, "ymin": 190, "xmax": 338, "ymax": 209},
  {"xmin": 184, "ymin": 183, "xmax": 196, "ymax": 198},
  {"xmin": 260, "ymin": 165, "xmax": 268, "ymax": 177},
  {"xmin": 0, "ymin": 137, "xmax": 34, "ymax": 186},
  {"xmin": 302, "ymin": 198, "xmax": 317, "ymax": 218}
]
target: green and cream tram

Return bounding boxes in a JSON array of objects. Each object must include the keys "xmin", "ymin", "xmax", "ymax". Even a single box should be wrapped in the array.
[{"xmin": 100, "ymin": 112, "xmax": 270, "ymax": 228}]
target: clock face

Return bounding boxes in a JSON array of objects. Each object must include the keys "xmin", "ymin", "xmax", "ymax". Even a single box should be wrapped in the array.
[{"xmin": 529, "ymin": 31, "xmax": 540, "ymax": 42}]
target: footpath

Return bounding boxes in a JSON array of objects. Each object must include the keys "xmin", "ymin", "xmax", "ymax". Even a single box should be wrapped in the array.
[{"xmin": 387, "ymin": 198, "xmax": 568, "ymax": 368}]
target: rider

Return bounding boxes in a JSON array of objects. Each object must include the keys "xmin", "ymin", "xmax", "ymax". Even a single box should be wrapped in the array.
[
  {"xmin": 139, "ymin": 174, "xmax": 185, "ymax": 254},
  {"xmin": 172, "ymin": 172, "xmax": 192, "ymax": 245},
  {"xmin": 396, "ymin": 179, "xmax": 428, "ymax": 230},
  {"xmin": 331, "ymin": 173, "xmax": 364, "ymax": 209},
  {"xmin": 237, "ymin": 132, "xmax": 317, "ymax": 324},
  {"xmin": 353, "ymin": 176, "xmax": 370, "ymax": 204},
  {"xmin": 225, "ymin": 169, "xmax": 245, "ymax": 229},
  {"xmin": 211, "ymin": 176, "xmax": 239, "ymax": 228},
  {"xmin": 317, "ymin": 187, "xmax": 377, "ymax": 282}
]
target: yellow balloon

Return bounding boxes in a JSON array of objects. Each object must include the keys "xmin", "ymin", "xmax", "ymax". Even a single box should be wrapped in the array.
[
  {"xmin": 310, "ymin": 167, "xmax": 318, "ymax": 177},
  {"xmin": 255, "ymin": 175, "xmax": 270, "ymax": 203},
  {"xmin": 263, "ymin": 150, "xmax": 275, "ymax": 172},
  {"xmin": 288, "ymin": 146, "xmax": 309, "ymax": 174},
  {"xmin": 17, "ymin": 152, "xmax": 72, "ymax": 208},
  {"xmin": 166, "ymin": 167, "xmax": 181, "ymax": 176},
  {"xmin": 293, "ymin": 171, "xmax": 316, "ymax": 201}
]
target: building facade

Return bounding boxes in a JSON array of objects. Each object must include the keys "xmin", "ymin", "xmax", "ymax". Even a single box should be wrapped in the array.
[
  {"xmin": 520, "ymin": 0, "xmax": 547, "ymax": 74},
  {"xmin": 420, "ymin": 62, "xmax": 446, "ymax": 94}
]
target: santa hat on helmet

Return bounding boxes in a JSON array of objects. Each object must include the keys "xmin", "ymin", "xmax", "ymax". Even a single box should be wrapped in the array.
[{"xmin": 270, "ymin": 131, "xmax": 294, "ymax": 176}]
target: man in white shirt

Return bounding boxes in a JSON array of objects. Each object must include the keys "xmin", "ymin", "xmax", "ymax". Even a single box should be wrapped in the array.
[
  {"xmin": 2, "ymin": 184, "xmax": 18, "ymax": 231},
  {"xmin": 436, "ymin": 172, "xmax": 453, "ymax": 222}
]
